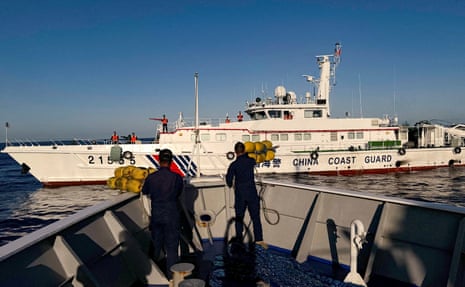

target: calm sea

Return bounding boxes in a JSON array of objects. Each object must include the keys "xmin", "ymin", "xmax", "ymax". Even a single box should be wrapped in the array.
[{"xmin": 1, "ymin": 142, "xmax": 465, "ymax": 247}]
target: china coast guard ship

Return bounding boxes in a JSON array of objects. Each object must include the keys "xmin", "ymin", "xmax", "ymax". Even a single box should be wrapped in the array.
[{"xmin": 3, "ymin": 44, "xmax": 465, "ymax": 187}]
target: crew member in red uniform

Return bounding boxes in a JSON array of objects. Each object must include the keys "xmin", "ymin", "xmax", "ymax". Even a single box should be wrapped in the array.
[
  {"xmin": 162, "ymin": 115, "xmax": 168, "ymax": 133},
  {"xmin": 237, "ymin": 111, "xmax": 243, "ymax": 122},
  {"xmin": 130, "ymin": 132, "xmax": 137, "ymax": 144},
  {"xmin": 111, "ymin": 131, "xmax": 119, "ymax": 144}
]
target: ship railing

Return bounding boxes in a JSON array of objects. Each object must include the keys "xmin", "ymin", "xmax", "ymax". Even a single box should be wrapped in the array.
[
  {"xmin": 158, "ymin": 117, "xmax": 229, "ymax": 133},
  {"xmin": 5, "ymin": 138, "xmax": 108, "ymax": 147}
]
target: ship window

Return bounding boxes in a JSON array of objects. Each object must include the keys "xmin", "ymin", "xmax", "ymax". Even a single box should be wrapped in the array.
[
  {"xmin": 252, "ymin": 111, "xmax": 267, "ymax": 120},
  {"xmin": 242, "ymin": 135, "xmax": 250, "ymax": 142},
  {"xmin": 356, "ymin": 132, "xmax": 364, "ymax": 139},
  {"xmin": 330, "ymin": 132, "xmax": 338, "ymax": 141},
  {"xmin": 348, "ymin": 132, "xmax": 355, "ymax": 139},
  {"xmin": 216, "ymin": 133, "xmax": 227, "ymax": 141},
  {"xmin": 271, "ymin": 134, "xmax": 279, "ymax": 141},
  {"xmin": 280, "ymin": 134, "xmax": 288, "ymax": 141},
  {"xmin": 294, "ymin": 133, "xmax": 302, "ymax": 141},
  {"xmin": 304, "ymin": 133, "xmax": 311, "ymax": 140},
  {"xmin": 252, "ymin": 134, "xmax": 260, "ymax": 141},
  {"xmin": 201, "ymin": 134, "xmax": 210, "ymax": 141},
  {"xmin": 269, "ymin": 110, "xmax": 282, "ymax": 119},
  {"xmin": 304, "ymin": 110, "xmax": 322, "ymax": 118}
]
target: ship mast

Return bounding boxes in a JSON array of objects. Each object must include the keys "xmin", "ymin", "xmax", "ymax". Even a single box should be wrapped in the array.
[{"xmin": 313, "ymin": 43, "xmax": 341, "ymax": 117}]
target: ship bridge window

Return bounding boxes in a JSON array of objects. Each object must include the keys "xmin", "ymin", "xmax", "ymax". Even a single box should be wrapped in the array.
[
  {"xmin": 280, "ymin": 134, "xmax": 289, "ymax": 141},
  {"xmin": 304, "ymin": 133, "xmax": 311, "ymax": 140},
  {"xmin": 269, "ymin": 110, "xmax": 282, "ymax": 119},
  {"xmin": 271, "ymin": 134, "xmax": 279, "ymax": 141},
  {"xmin": 294, "ymin": 133, "xmax": 302, "ymax": 141},
  {"xmin": 331, "ymin": 132, "xmax": 338, "ymax": 141},
  {"xmin": 304, "ymin": 110, "xmax": 322, "ymax": 118},
  {"xmin": 348, "ymin": 132, "xmax": 355, "ymax": 139},
  {"xmin": 250, "ymin": 111, "xmax": 267, "ymax": 120},
  {"xmin": 242, "ymin": 135, "xmax": 250, "ymax": 142},
  {"xmin": 252, "ymin": 134, "xmax": 260, "ymax": 141},
  {"xmin": 284, "ymin": 111, "xmax": 293, "ymax": 120},
  {"xmin": 356, "ymin": 132, "xmax": 364, "ymax": 139},
  {"xmin": 216, "ymin": 133, "xmax": 227, "ymax": 141}
]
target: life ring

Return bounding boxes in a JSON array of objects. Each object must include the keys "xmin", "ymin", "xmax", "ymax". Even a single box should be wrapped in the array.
[
  {"xmin": 226, "ymin": 151, "xmax": 235, "ymax": 160},
  {"xmin": 310, "ymin": 151, "xmax": 319, "ymax": 160},
  {"xmin": 398, "ymin": 148, "xmax": 406, "ymax": 156},
  {"xmin": 454, "ymin": 147, "xmax": 461, "ymax": 154},
  {"xmin": 123, "ymin": 151, "xmax": 133, "ymax": 159}
]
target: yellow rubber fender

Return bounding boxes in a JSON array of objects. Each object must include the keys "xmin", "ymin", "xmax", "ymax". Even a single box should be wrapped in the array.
[
  {"xmin": 107, "ymin": 177, "xmax": 118, "ymax": 189},
  {"xmin": 123, "ymin": 165, "xmax": 136, "ymax": 177},
  {"xmin": 256, "ymin": 153, "xmax": 266, "ymax": 163},
  {"xmin": 244, "ymin": 141, "xmax": 255, "ymax": 153},
  {"xmin": 132, "ymin": 167, "xmax": 149, "ymax": 180},
  {"xmin": 255, "ymin": 141, "xmax": 265, "ymax": 153},
  {"xmin": 127, "ymin": 179, "xmax": 143, "ymax": 193},
  {"xmin": 265, "ymin": 150, "xmax": 275, "ymax": 161},
  {"xmin": 114, "ymin": 166, "xmax": 125, "ymax": 178},
  {"xmin": 148, "ymin": 167, "xmax": 157, "ymax": 174},
  {"xmin": 262, "ymin": 140, "xmax": 273, "ymax": 150},
  {"xmin": 116, "ymin": 176, "xmax": 129, "ymax": 191}
]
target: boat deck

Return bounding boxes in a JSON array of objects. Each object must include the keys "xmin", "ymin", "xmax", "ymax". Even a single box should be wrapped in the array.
[{"xmin": 177, "ymin": 239, "xmax": 415, "ymax": 287}]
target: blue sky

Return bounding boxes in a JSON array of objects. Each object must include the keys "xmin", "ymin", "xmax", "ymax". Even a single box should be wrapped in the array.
[{"xmin": 1, "ymin": 0, "xmax": 464, "ymax": 141}]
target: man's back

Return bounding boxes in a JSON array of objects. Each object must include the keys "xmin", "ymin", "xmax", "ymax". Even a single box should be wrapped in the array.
[
  {"xmin": 143, "ymin": 167, "xmax": 183, "ymax": 204},
  {"xmin": 226, "ymin": 153, "xmax": 256, "ymax": 190}
]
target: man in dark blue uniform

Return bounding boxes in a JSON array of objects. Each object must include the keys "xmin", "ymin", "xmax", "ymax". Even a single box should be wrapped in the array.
[
  {"xmin": 142, "ymin": 149, "xmax": 184, "ymax": 279},
  {"xmin": 226, "ymin": 142, "xmax": 263, "ymax": 243}
]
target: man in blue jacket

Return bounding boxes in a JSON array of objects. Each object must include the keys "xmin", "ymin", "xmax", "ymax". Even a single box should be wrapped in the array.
[
  {"xmin": 142, "ymin": 149, "xmax": 184, "ymax": 279},
  {"xmin": 226, "ymin": 142, "xmax": 263, "ymax": 243}
]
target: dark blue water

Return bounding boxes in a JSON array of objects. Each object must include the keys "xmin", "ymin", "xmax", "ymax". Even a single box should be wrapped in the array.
[
  {"xmin": 0, "ymin": 143, "xmax": 119, "ymax": 246},
  {"xmin": 2, "ymin": 142, "xmax": 465, "ymax": 247}
]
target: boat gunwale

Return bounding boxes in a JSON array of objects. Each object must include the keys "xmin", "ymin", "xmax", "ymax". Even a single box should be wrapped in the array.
[{"xmin": 0, "ymin": 191, "xmax": 137, "ymax": 261}]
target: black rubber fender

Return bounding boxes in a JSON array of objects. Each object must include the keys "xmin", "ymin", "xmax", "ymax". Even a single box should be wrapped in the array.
[
  {"xmin": 310, "ymin": 151, "xmax": 319, "ymax": 160},
  {"xmin": 226, "ymin": 151, "xmax": 235, "ymax": 160},
  {"xmin": 123, "ymin": 151, "xmax": 133, "ymax": 159}
]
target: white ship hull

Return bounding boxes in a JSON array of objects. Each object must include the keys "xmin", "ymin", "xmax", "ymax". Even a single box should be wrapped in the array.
[{"xmin": 3, "ymin": 142, "xmax": 465, "ymax": 187}]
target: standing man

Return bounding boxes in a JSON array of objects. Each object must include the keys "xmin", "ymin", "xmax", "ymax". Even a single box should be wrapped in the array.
[
  {"xmin": 111, "ymin": 131, "xmax": 119, "ymax": 144},
  {"xmin": 142, "ymin": 149, "xmax": 184, "ymax": 279},
  {"xmin": 130, "ymin": 132, "xmax": 137, "ymax": 144},
  {"xmin": 162, "ymin": 114, "xmax": 168, "ymax": 133},
  {"xmin": 237, "ymin": 111, "xmax": 243, "ymax": 122},
  {"xmin": 226, "ymin": 142, "xmax": 264, "ymax": 244}
]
